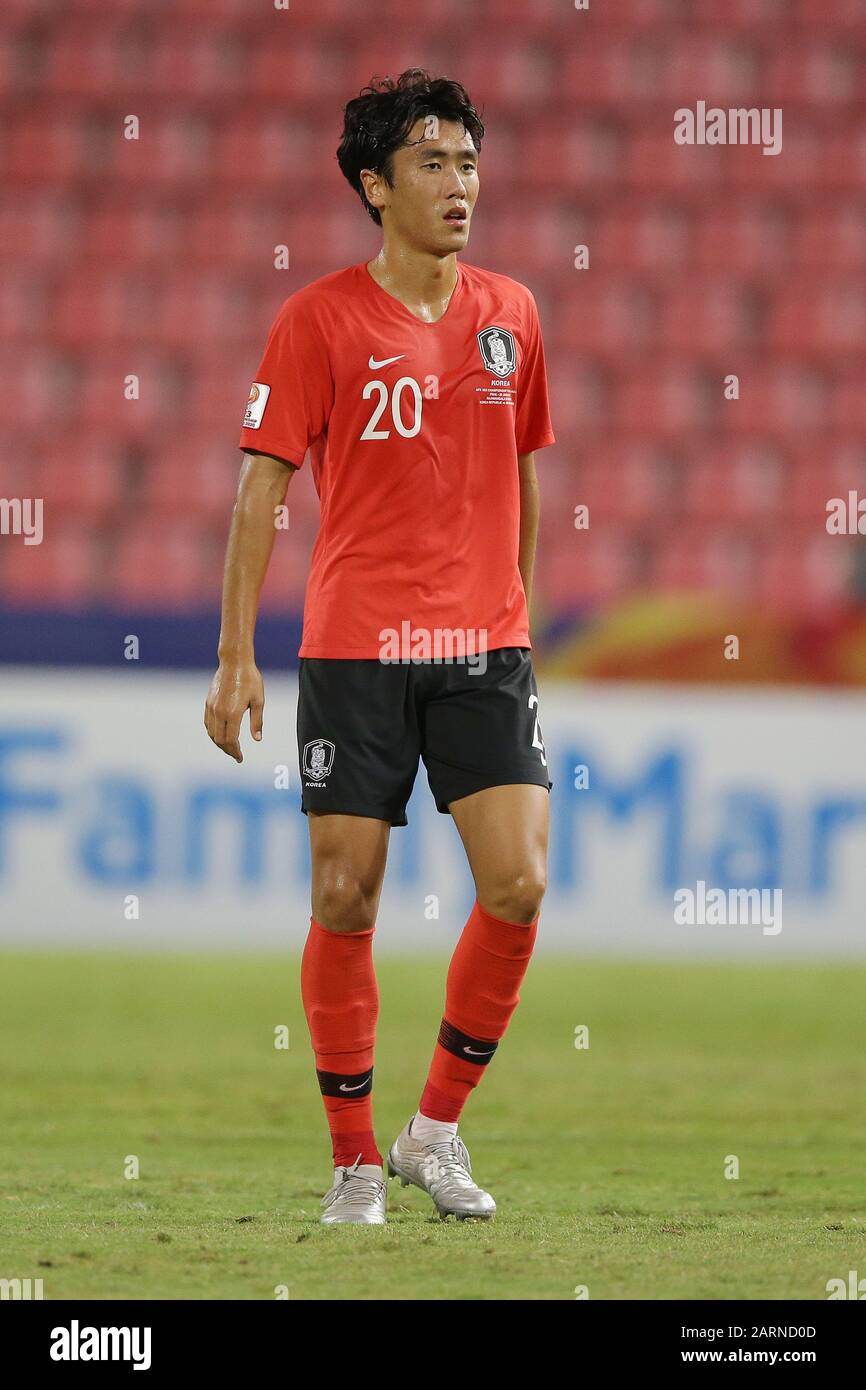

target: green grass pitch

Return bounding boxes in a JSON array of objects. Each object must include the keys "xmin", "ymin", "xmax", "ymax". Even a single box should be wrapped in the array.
[{"xmin": 1, "ymin": 951, "xmax": 863, "ymax": 1300}]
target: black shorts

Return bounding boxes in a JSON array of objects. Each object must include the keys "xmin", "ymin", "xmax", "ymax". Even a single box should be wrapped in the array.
[{"xmin": 296, "ymin": 647, "xmax": 552, "ymax": 826}]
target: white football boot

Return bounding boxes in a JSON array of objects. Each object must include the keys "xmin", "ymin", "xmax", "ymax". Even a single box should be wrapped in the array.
[
  {"xmin": 319, "ymin": 1155, "xmax": 387, "ymax": 1225},
  {"xmin": 387, "ymin": 1119, "xmax": 496, "ymax": 1220}
]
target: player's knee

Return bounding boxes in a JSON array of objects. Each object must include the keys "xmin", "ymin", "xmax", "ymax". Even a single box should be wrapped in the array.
[
  {"xmin": 312, "ymin": 870, "xmax": 378, "ymax": 934},
  {"xmin": 483, "ymin": 864, "xmax": 547, "ymax": 925}
]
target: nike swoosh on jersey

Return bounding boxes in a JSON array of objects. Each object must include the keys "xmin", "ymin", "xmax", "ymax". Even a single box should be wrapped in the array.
[
  {"xmin": 368, "ymin": 354, "xmax": 405, "ymax": 369},
  {"xmin": 339, "ymin": 1076, "xmax": 372, "ymax": 1091}
]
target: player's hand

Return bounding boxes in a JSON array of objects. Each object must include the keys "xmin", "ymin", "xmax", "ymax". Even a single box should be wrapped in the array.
[{"xmin": 204, "ymin": 660, "xmax": 264, "ymax": 763}]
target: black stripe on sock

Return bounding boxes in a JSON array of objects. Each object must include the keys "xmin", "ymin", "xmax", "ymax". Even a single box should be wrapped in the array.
[
  {"xmin": 316, "ymin": 1067, "xmax": 373, "ymax": 1098},
  {"xmin": 437, "ymin": 1018, "xmax": 499, "ymax": 1067}
]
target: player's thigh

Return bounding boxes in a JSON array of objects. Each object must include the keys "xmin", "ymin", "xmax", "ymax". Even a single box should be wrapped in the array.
[
  {"xmin": 308, "ymin": 811, "xmax": 391, "ymax": 934},
  {"xmin": 421, "ymin": 649, "xmax": 551, "ymax": 812},
  {"xmin": 449, "ymin": 783, "xmax": 549, "ymax": 924},
  {"xmin": 297, "ymin": 656, "xmax": 418, "ymax": 825}
]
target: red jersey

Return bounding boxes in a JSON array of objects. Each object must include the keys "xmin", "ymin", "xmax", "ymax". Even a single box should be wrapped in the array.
[{"xmin": 238, "ymin": 259, "xmax": 555, "ymax": 658}]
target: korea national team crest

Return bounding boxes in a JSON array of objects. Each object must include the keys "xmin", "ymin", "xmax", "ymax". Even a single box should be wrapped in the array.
[
  {"xmin": 303, "ymin": 738, "xmax": 335, "ymax": 782},
  {"xmin": 477, "ymin": 325, "xmax": 516, "ymax": 378}
]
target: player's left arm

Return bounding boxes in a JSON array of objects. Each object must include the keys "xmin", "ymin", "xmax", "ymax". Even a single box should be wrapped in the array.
[{"xmin": 517, "ymin": 451, "xmax": 540, "ymax": 616}]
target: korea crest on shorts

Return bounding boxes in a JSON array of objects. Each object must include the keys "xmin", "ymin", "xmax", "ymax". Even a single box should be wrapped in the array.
[
  {"xmin": 303, "ymin": 738, "xmax": 335, "ymax": 781},
  {"xmin": 476, "ymin": 325, "xmax": 516, "ymax": 377}
]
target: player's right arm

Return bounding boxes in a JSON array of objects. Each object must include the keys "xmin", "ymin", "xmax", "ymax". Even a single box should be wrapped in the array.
[{"xmin": 204, "ymin": 449, "xmax": 296, "ymax": 762}]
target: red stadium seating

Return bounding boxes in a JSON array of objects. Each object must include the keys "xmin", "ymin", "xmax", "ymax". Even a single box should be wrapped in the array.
[
  {"xmin": 0, "ymin": 0, "xmax": 862, "ymax": 626},
  {"xmin": 112, "ymin": 519, "xmax": 210, "ymax": 607},
  {"xmin": 2, "ymin": 522, "xmax": 96, "ymax": 604},
  {"xmin": 141, "ymin": 438, "xmax": 242, "ymax": 521},
  {"xmin": 34, "ymin": 433, "xmax": 128, "ymax": 519},
  {"xmin": 760, "ymin": 531, "xmax": 856, "ymax": 611}
]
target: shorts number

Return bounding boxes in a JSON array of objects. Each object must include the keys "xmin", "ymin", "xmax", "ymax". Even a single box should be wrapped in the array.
[
  {"xmin": 360, "ymin": 377, "xmax": 423, "ymax": 440},
  {"xmin": 528, "ymin": 693, "xmax": 547, "ymax": 767}
]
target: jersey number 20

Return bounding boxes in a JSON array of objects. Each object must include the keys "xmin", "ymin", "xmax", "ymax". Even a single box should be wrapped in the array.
[{"xmin": 360, "ymin": 377, "xmax": 423, "ymax": 440}]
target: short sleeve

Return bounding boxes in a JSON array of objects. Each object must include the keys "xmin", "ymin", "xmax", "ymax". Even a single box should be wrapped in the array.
[
  {"xmin": 238, "ymin": 292, "xmax": 334, "ymax": 467},
  {"xmin": 515, "ymin": 292, "xmax": 556, "ymax": 456}
]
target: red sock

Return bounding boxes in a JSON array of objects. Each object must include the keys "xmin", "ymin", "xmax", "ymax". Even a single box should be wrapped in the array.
[
  {"xmin": 419, "ymin": 898, "xmax": 538, "ymax": 1123},
  {"xmin": 300, "ymin": 918, "xmax": 382, "ymax": 1168}
]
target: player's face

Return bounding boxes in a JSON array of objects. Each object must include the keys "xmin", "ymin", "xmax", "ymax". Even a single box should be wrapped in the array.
[{"xmin": 381, "ymin": 117, "xmax": 479, "ymax": 254}]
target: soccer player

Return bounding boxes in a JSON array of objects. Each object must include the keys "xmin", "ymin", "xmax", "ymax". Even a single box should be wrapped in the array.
[{"xmin": 205, "ymin": 69, "xmax": 555, "ymax": 1224}]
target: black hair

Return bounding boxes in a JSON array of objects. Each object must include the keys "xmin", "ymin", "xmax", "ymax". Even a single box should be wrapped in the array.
[{"xmin": 336, "ymin": 68, "xmax": 484, "ymax": 226}]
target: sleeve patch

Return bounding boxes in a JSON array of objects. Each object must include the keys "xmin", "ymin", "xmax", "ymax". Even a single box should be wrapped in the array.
[{"xmin": 243, "ymin": 382, "xmax": 271, "ymax": 429}]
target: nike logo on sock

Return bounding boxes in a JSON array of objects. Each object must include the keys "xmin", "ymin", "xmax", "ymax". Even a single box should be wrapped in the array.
[
  {"xmin": 339, "ymin": 1075, "xmax": 372, "ymax": 1092},
  {"xmin": 437, "ymin": 1018, "xmax": 499, "ymax": 1065}
]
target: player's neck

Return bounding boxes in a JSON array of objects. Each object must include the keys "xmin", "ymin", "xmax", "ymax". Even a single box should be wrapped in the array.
[{"xmin": 366, "ymin": 243, "xmax": 459, "ymax": 321}]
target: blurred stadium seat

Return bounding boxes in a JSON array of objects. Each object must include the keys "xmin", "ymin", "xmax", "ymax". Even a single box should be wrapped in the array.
[{"xmin": 0, "ymin": 0, "xmax": 863, "ymax": 667}]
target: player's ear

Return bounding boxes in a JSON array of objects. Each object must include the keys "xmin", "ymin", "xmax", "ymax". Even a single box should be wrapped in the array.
[{"xmin": 359, "ymin": 167, "xmax": 383, "ymax": 212}]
